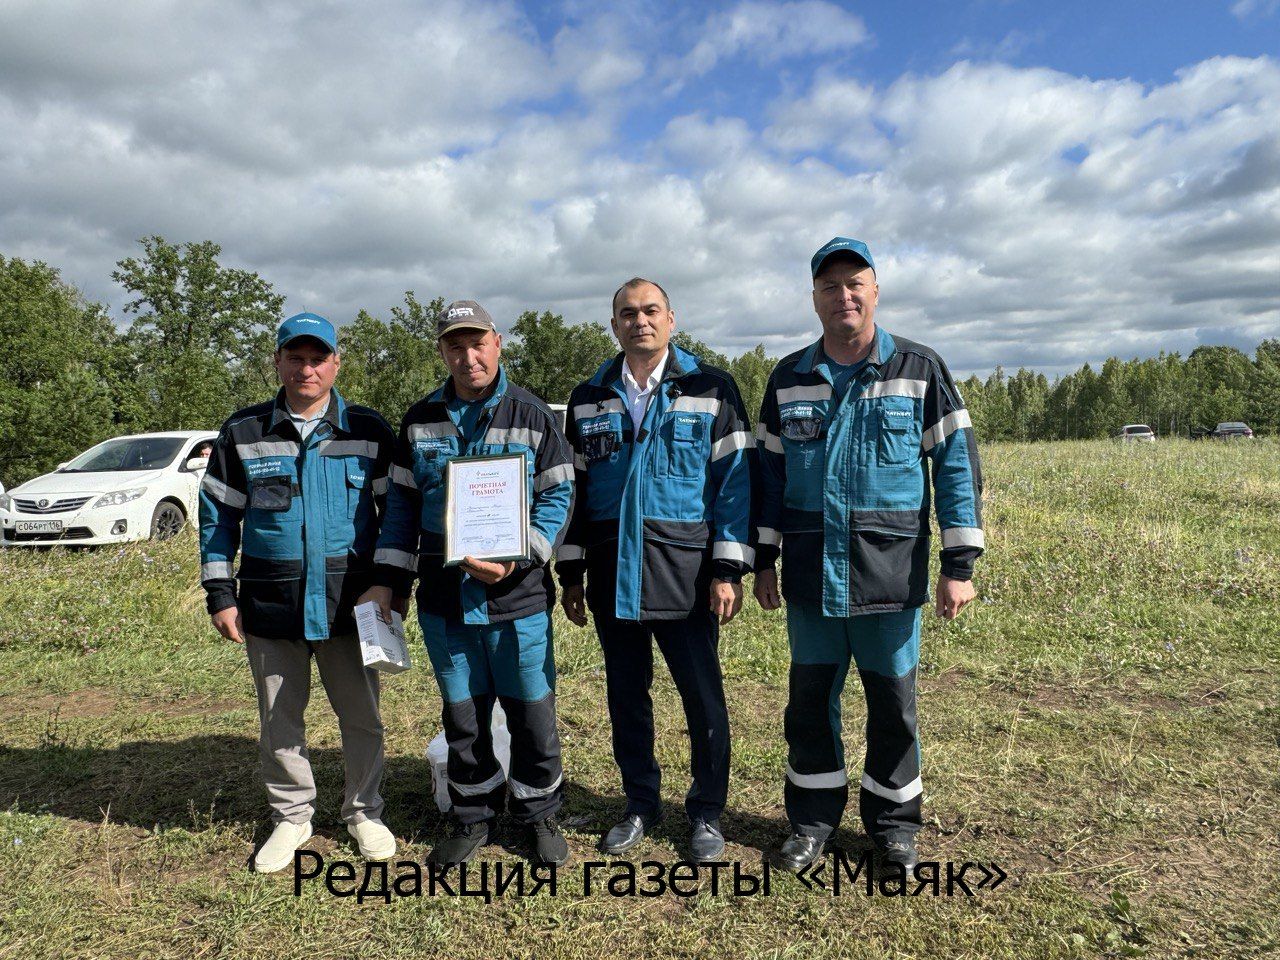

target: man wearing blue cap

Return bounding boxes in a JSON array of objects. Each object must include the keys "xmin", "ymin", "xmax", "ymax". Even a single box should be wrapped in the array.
[
  {"xmin": 753, "ymin": 239, "xmax": 984, "ymax": 874},
  {"xmin": 199, "ymin": 313, "xmax": 402, "ymax": 873}
]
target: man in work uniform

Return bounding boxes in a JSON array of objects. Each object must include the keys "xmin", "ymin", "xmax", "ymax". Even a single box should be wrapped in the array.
[
  {"xmin": 361, "ymin": 300, "xmax": 575, "ymax": 867},
  {"xmin": 754, "ymin": 239, "xmax": 984, "ymax": 873},
  {"xmin": 199, "ymin": 313, "xmax": 400, "ymax": 873},
  {"xmin": 557, "ymin": 278, "xmax": 754, "ymax": 863}
]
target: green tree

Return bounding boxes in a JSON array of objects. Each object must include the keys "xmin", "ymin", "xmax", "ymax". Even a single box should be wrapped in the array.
[
  {"xmin": 1006, "ymin": 368, "xmax": 1048, "ymax": 441},
  {"xmin": 338, "ymin": 294, "xmax": 448, "ymax": 425},
  {"xmin": 504, "ymin": 310, "xmax": 617, "ymax": 404},
  {"xmin": 112, "ymin": 236, "xmax": 285, "ymax": 430},
  {"xmin": 1184, "ymin": 345, "xmax": 1253, "ymax": 431},
  {"xmin": 1250, "ymin": 340, "xmax": 1280, "ymax": 435},
  {"xmin": 0, "ymin": 257, "xmax": 121, "ymax": 484},
  {"xmin": 671, "ymin": 330, "xmax": 730, "ymax": 370},
  {"xmin": 978, "ymin": 366, "xmax": 1014, "ymax": 440},
  {"xmin": 728, "ymin": 345, "xmax": 775, "ymax": 425}
]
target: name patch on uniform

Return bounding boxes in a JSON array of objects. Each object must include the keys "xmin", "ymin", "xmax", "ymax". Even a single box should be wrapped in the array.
[
  {"xmin": 414, "ymin": 437, "xmax": 454, "ymax": 452},
  {"xmin": 244, "ymin": 458, "xmax": 292, "ymax": 479},
  {"xmin": 580, "ymin": 416, "xmax": 616, "ymax": 437},
  {"xmin": 884, "ymin": 409, "xmax": 911, "ymax": 418},
  {"xmin": 783, "ymin": 403, "xmax": 817, "ymax": 420}
]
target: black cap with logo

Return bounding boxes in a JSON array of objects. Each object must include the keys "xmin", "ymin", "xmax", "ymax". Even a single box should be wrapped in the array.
[{"xmin": 436, "ymin": 300, "xmax": 498, "ymax": 339}]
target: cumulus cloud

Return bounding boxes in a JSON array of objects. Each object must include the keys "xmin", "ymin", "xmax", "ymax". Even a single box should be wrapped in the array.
[
  {"xmin": 1230, "ymin": 0, "xmax": 1280, "ymax": 19},
  {"xmin": 680, "ymin": 0, "xmax": 869, "ymax": 79},
  {"xmin": 0, "ymin": 0, "xmax": 1276, "ymax": 380}
]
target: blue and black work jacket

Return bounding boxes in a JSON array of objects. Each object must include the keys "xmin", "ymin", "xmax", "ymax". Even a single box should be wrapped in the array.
[
  {"xmin": 371, "ymin": 368, "xmax": 575, "ymax": 624},
  {"xmin": 198, "ymin": 389, "xmax": 396, "ymax": 641},
  {"xmin": 555, "ymin": 345, "xmax": 755, "ymax": 621},
  {"xmin": 754, "ymin": 327, "xmax": 984, "ymax": 617}
]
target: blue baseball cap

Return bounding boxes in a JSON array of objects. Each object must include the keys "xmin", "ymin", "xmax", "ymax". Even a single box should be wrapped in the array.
[
  {"xmin": 811, "ymin": 237, "xmax": 875, "ymax": 278},
  {"xmin": 276, "ymin": 312, "xmax": 338, "ymax": 353}
]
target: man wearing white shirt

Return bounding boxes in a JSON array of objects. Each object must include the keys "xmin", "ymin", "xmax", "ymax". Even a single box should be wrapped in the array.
[
  {"xmin": 557, "ymin": 278, "xmax": 755, "ymax": 863},
  {"xmin": 621, "ymin": 350, "xmax": 667, "ymax": 430}
]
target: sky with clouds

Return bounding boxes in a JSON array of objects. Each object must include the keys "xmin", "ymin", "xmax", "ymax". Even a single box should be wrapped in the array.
[{"xmin": 1, "ymin": 0, "xmax": 1277, "ymax": 377}]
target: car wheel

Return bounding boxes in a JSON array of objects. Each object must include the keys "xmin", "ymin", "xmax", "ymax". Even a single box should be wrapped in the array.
[{"xmin": 150, "ymin": 500, "xmax": 186, "ymax": 541}]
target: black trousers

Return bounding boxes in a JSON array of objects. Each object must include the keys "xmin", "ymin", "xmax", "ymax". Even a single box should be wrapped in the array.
[{"xmin": 593, "ymin": 607, "xmax": 730, "ymax": 822}]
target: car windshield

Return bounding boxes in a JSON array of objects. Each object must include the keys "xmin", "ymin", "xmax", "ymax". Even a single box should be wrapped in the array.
[
  {"xmin": 1124, "ymin": 426, "xmax": 1152, "ymax": 434},
  {"xmin": 1216, "ymin": 422, "xmax": 1247, "ymax": 430},
  {"xmin": 60, "ymin": 436, "xmax": 186, "ymax": 472}
]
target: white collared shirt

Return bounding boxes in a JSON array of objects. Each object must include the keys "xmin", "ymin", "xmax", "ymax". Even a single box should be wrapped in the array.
[
  {"xmin": 621, "ymin": 353, "xmax": 668, "ymax": 432},
  {"xmin": 287, "ymin": 398, "xmax": 330, "ymax": 440}
]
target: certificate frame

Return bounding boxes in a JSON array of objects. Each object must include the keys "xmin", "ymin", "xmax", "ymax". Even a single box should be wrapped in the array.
[{"xmin": 443, "ymin": 453, "xmax": 530, "ymax": 566}]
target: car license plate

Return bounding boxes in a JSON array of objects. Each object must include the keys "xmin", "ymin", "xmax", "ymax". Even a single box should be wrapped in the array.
[{"xmin": 16, "ymin": 520, "xmax": 63, "ymax": 534}]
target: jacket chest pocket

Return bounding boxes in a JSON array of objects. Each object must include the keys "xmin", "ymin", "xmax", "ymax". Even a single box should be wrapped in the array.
[
  {"xmin": 877, "ymin": 405, "xmax": 921, "ymax": 465},
  {"xmin": 248, "ymin": 475, "xmax": 297, "ymax": 515},
  {"xmin": 780, "ymin": 413, "xmax": 826, "ymax": 472},
  {"xmin": 344, "ymin": 459, "xmax": 369, "ymax": 518},
  {"xmin": 661, "ymin": 413, "xmax": 707, "ymax": 479},
  {"xmin": 579, "ymin": 414, "xmax": 623, "ymax": 466},
  {"xmin": 320, "ymin": 455, "xmax": 371, "ymax": 524},
  {"xmin": 414, "ymin": 438, "xmax": 458, "ymax": 489}
]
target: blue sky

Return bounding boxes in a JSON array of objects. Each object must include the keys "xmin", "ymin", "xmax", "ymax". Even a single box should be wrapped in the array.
[{"xmin": 0, "ymin": 0, "xmax": 1276, "ymax": 376}]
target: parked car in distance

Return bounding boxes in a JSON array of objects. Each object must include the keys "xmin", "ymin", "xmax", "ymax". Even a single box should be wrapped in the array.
[
  {"xmin": 1115, "ymin": 424, "xmax": 1155, "ymax": 443},
  {"xmin": 0, "ymin": 431, "xmax": 217, "ymax": 546},
  {"xmin": 1211, "ymin": 421, "xmax": 1253, "ymax": 439}
]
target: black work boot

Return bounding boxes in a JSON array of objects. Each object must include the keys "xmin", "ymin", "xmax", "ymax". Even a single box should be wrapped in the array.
[
  {"xmin": 874, "ymin": 838, "xmax": 920, "ymax": 875},
  {"xmin": 599, "ymin": 811, "xmax": 662, "ymax": 855},
  {"xmin": 689, "ymin": 819, "xmax": 726, "ymax": 863},
  {"xmin": 776, "ymin": 832, "xmax": 825, "ymax": 872},
  {"xmin": 529, "ymin": 816, "xmax": 569, "ymax": 866},
  {"xmin": 429, "ymin": 819, "xmax": 492, "ymax": 867}
]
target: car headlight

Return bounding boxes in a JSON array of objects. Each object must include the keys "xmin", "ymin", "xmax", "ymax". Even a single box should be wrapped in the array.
[
  {"xmin": 0, "ymin": 493, "xmax": 11, "ymax": 511},
  {"xmin": 93, "ymin": 487, "xmax": 148, "ymax": 508}
]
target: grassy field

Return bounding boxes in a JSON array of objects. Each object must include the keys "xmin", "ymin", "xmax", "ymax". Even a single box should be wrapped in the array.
[{"xmin": 1, "ymin": 439, "xmax": 1277, "ymax": 959}]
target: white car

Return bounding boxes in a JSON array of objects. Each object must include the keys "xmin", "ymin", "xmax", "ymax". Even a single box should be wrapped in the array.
[
  {"xmin": 0, "ymin": 431, "xmax": 218, "ymax": 546},
  {"xmin": 1115, "ymin": 424, "xmax": 1155, "ymax": 443}
]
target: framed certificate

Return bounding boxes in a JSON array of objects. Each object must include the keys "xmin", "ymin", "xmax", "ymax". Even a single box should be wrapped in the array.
[{"xmin": 444, "ymin": 453, "xmax": 530, "ymax": 565}]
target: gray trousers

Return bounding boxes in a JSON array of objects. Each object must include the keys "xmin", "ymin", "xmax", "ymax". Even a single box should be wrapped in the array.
[{"xmin": 244, "ymin": 632, "xmax": 385, "ymax": 825}]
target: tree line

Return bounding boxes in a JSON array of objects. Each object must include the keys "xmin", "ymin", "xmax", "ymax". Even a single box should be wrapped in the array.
[
  {"xmin": 958, "ymin": 347, "xmax": 1279, "ymax": 442},
  {"xmin": 1, "ymin": 238, "xmax": 1273, "ymax": 485}
]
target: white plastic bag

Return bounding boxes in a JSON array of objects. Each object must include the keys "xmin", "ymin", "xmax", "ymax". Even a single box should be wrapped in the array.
[{"xmin": 427, "ymin": 700, "xmax": 512, "ymax": 814}]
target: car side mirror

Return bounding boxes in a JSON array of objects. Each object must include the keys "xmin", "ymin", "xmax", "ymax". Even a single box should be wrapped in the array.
[
  {"xmin": 184, "ymin": 456, "xmax": 210, "ymax": 472},
  {"xmin": 56, "ymin": 461, "xmax": 68, "ymax": 470}
]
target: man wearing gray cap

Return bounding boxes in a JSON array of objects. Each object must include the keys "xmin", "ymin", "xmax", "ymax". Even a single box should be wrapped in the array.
[
  {"xmin": 753, "ymin": 239, "xmax": 985, "ymax": 874},
  {"xmin": 361, "ymin": 301, "xmax": 576, "ymax": 867},
  {"xmin": 199, "ymin": 313, "xmax": 401, "ymax": 873}
]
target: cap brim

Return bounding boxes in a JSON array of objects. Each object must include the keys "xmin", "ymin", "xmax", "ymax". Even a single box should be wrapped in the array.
[
  {"xmin": 437, "ymin": 322, "xmax": 496, "ymax": 338},
  {"xmin": 812, "ymin": 250, "xmax": 873, "ymax": 278},
  {"xmin": 278, "ymin": 334, "xmax": 338, "ymax": 352}
]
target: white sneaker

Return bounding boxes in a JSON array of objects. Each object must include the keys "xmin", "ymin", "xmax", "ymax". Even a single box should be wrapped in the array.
[
  {"xmin": 347, "ymin": 818, "xmax": 397, "ymax": 861},
  {"xmin": 253, "ymin": 820, "xmax": 313, "ymax": 874}
]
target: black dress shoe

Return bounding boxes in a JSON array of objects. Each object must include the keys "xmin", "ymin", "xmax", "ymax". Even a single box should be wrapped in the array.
[
  {"xmin": 689, "ymin": 820, "xmax": 725, "ymax": 863},
  {"xmin": 529, "ymin": 816, "xmax": 569, "ymax": 866},
  {"xmin": 599, "ymin": 812, "xmax": 662, "ymax": 855},
  {"xmin": 776, "ymin": 832, "xmax": 825, "ymax": 872},
  {"xmin": 875, "ymin": 839, "xmax": 920, "ymax": 874},
  {"xmin": 429, "ymin": 819, "xmax": 492, "ymax": 867}
]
